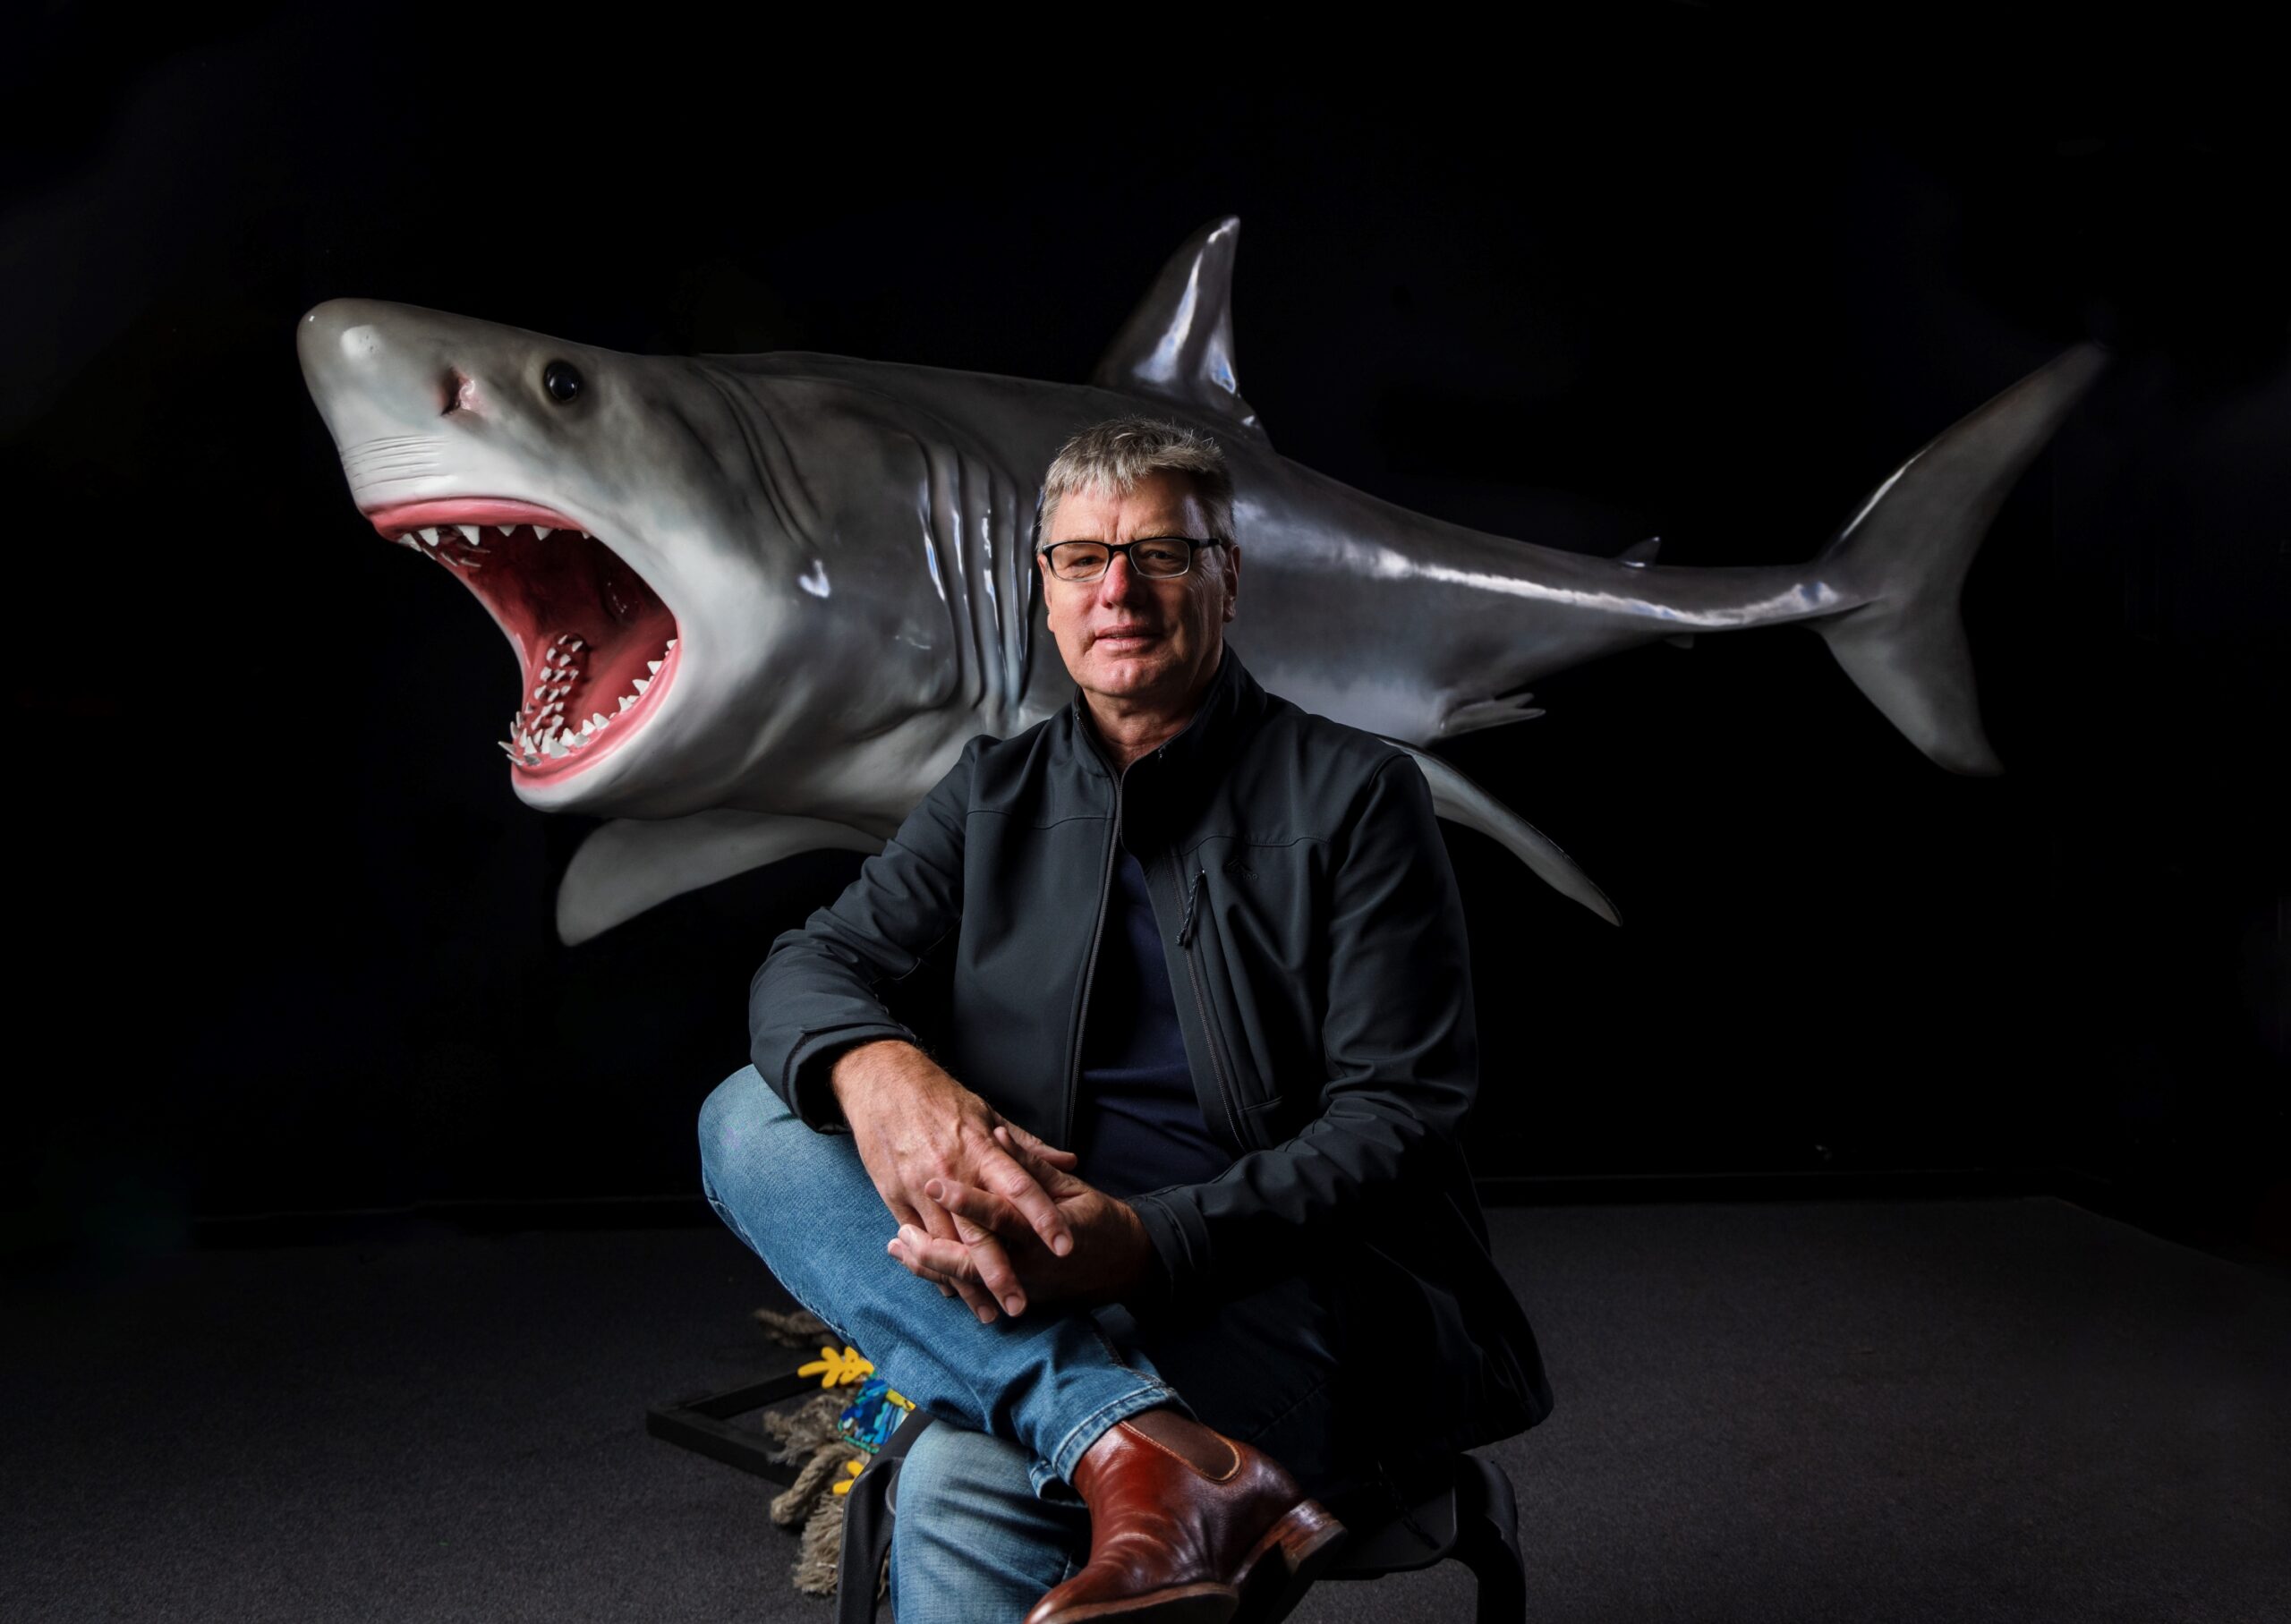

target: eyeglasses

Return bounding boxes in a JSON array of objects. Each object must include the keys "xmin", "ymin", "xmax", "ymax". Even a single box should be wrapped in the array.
[{"xmin": 1037, "ymin": 537, "xmax": 1227, "ymax": 582}]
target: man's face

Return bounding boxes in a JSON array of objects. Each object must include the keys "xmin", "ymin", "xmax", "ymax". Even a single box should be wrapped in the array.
[{"xmin": 1036, "ymin": 468, "xmax": 1240, "ymax": 714}]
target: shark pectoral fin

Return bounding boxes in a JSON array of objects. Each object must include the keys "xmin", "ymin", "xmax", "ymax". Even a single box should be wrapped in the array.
[
  {"xmin": 556, "ymin": 812, "xmax": 887, "ymax": 947},
  {"xmin": 1088, "ymin": 215, "xmax": 1268, "ymax": 437},
  {"xmin": 1388, "ymin": 741, "xmax": 1621, "ymax": 927}
]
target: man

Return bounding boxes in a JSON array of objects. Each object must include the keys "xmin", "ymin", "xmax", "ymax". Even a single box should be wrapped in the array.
[{"xmin": 699, "ymin": 416, "xmax": 1551, "ymax": 1623}]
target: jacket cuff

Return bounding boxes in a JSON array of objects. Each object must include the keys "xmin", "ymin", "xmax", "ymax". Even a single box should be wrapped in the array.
[
  {"xmin": 1127, "ymin": 1190, "xmax": 1212, "ymax": 1314},
  {"xmin": 776, "ymin": 1023, "xmax": 916, "ymax": 1134}
]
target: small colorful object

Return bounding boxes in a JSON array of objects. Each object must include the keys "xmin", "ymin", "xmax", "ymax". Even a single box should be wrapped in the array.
[
  {"xmin": 837, "ymin": 1373, "xmax": 916, "ymax": 1456},
  {"xmin": 796, "ymin": 1345, "xmax": 874, "ymax": 1388}
]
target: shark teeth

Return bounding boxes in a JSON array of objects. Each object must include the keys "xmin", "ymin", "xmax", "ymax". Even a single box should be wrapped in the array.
[
  {"xmin": 396, "ymin": 522, "xmax": 599, "ymax": 548},
  {"xmin": 503, "ymin": 631, "xmax": 675, "ymax": 770},
  {"xmin": 383, "ymin": 520, "xmax": 676, "ymax": 771}
]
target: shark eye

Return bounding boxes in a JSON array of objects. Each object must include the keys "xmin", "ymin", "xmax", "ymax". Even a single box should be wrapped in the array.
[{"xmin": 542, "ymin": 360, "xmax": 584, "ymax": 404}]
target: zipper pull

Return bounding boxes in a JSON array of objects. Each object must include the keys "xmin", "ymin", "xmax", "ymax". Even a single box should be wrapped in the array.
[{"xmin": 1177, "ymin": 865, "xmax": 1206, "ymax": 946}]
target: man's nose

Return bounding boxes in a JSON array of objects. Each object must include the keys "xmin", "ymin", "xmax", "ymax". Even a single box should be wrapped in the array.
[{"xmin": 1095, "ymin": 554, "xmax": 1145, "ymax": 601}]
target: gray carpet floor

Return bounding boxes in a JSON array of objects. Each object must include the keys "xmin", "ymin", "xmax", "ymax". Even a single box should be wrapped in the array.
[{"xmin": 4, "ymin": 1198, "xmax": 2285, "ymax": 1622}]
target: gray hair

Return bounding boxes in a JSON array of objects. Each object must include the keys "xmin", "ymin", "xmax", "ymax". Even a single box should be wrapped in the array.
[{"xmin": 1037, "ymin": 416, "xmax": 1237, "ymax": 545}]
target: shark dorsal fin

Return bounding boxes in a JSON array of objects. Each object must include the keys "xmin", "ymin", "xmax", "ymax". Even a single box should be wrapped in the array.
[{"xmin": 1089, "ymin": 216, "xmax": 1265, "ymax": 437}]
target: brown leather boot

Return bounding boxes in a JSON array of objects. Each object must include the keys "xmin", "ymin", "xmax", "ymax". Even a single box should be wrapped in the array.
[{"xmin": 1022, "ymin": 1408, "xmax": 1346, "ymax": 1624}]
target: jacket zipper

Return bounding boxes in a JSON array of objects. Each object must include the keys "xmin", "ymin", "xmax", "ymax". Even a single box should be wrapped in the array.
[
  {"xmin": 1175, "ymin": 863, "xmax": 1205, "ymax": 947},
  {"xmin": 1171, "ymin": 851, "xmax": 1249, "ymax": 1152},
  {"xmin": 1061, "ymin": 737, "xmax": 1124, "ymax": 1150}
]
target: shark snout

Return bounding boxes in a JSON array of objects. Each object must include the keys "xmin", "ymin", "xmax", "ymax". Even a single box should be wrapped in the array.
[
  {"xmin": 300, "ymin": 299, "xmax": 468, "ymax": 506},
  {"xmin": 297, "ymin": 297, "xmax": 550, "ymax": 506},
  {"xmin": 299, "ymin": 298, "xmax": 458, "ymax": 438}
]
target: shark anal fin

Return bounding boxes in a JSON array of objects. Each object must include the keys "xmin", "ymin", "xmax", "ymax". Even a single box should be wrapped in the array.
[
  {"xmin": 557, "ymin": 811, "xmax": 885, "ymax": 946},
  {"xmin": 1089, "ymin": 216, "xmax": 1266, "ymax": 437},
  {"xmin": 1436, "ymin": 693, "xmax": 1546, "ymax": 740}
]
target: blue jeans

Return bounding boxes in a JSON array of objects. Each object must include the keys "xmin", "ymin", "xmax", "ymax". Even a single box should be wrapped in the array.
[{"xmin": 697, "ymin": 1065, "xmax": 1361, "ymax": 1620}]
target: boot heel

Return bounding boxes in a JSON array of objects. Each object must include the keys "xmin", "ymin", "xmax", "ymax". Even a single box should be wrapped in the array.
[
  {"xmin": 1239, "ymin": 1501, "xmax": 1347, "ymax": 1624},
  {"xmin": 1273, "ymin": 1501, "xmax": 1344, "ymax": 1572}
]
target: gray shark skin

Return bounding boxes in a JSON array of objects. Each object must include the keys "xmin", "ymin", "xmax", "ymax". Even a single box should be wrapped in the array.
[{"xmin": 296, "ymin": 217, "xmax": 2107, "ymax": 945}]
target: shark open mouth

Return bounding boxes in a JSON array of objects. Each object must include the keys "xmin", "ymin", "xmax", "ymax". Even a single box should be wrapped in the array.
[{"xmin": 364, "ymin": 497, "xmax": 679, "ymax": 779}]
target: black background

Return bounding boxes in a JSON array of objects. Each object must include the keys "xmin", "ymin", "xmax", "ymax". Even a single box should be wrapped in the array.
[{"xmin": 6, "ymin": 4, "xmax": 2284, "ymax": 1272}]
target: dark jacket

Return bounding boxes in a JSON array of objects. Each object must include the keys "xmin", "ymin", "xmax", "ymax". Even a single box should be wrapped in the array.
[{"xmin": 748, "ymin": 646, "xmax": 1553, "ymax": 1456}]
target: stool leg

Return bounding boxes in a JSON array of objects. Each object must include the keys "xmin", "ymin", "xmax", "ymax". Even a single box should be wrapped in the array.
[{"xmin": 1454, "ymin": 1455, "xmax": 1527, "ymax": 1624}]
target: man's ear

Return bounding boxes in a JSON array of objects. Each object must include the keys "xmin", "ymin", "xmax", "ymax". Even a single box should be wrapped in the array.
[{"xmin": 1222, "ymin": 543, "xmax": 1240, "ymax": 623}]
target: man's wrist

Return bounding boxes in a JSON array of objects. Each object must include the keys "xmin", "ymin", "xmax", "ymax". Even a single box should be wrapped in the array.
[
  {"xmin": 1119, "ymin": 1193, "xmax": 1191, "ymax": 1317},
  {"xmin": 1111, "ymin": 1199, "xmax": 1166, "ymax": 1305},
  {"xmin": 829, "ymin": 1038, "xmax": 927, "ymax": 1112}
]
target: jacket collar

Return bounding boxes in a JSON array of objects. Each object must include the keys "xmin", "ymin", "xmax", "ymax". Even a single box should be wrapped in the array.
[{"xmin": 1067, "ymin": 642, "xmax": 1267, "ymax": 789}]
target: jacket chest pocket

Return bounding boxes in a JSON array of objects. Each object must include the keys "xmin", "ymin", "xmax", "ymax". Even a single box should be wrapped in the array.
[{"xmin": 1174, "ymin": 839, "xmax": 1327, "ymax": 1136}]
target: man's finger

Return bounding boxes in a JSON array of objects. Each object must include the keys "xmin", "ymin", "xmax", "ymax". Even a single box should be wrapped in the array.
[
  {"xmin": 895, "ymin": 1224, "xmax": 976, "ymax": 1282},
  {"xmin": 889, "ymin": 1195, "xmax": 949, "ymax": 1292},
  {"xmin": 956, "ymin": 1221, "xmax": 1027, "ymax": 1315},
  {"xmin": 1001, "ymin": 1121, "xmax": 1082, "ymax": 1170},
  {"xmin": 928, "ymin": 1173, "xmax": 1026, "ymax": 1234},
  {"xmin": 887, "ymin": 1233, "xmax": 965, "ymax": 1295},
  {"xmin": 971, "ymin": 1148, "xmax": 1076, "ymax": 1258},
  {"xmin": 993, "ymin": 1125, "xmax": 1084, "ymax": 1202},
  {"xmin": 927, "ymin": 1181, "xmax": 1029, "ymax": 1314},
  {"xmin": 933, "ymin": 1177, "xmax": 1026, "ymax": 1238},
  {"xmin": 896, "ymin": 1226, "xmax": 979, "ymax": 1281},
  {"xmin": 917, "ymin": 1195, "xmax": 1001, "ymax": 1321},
  {"xmin": 884, "ymin": 1233, "xmax": 959, "ymax": 1292}
]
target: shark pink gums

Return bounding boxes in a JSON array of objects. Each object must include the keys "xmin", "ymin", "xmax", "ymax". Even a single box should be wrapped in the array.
[{"xmin": 364, "ymin": 497, "xmax": 679, "ymax": 781}]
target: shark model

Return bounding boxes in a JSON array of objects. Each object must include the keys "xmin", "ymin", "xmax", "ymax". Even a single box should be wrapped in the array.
[{"xmin": 297, "ymin": 217, "xmax": 2108, "ymax": 945}]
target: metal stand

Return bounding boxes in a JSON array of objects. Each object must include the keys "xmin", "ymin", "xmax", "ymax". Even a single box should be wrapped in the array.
[
  {"xmin": 645, "ymin": 1358, "xmax": 822, "ymax": 1485},
  {"xmin": 1321, "ymin": 1453, "xmax": 1529, "ymax": 1623}
]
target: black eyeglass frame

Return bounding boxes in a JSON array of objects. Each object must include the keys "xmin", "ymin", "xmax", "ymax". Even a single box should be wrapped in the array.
[{"xmin": 1034, "ymin": 535, "xmax": 1231, "ymax": 582}]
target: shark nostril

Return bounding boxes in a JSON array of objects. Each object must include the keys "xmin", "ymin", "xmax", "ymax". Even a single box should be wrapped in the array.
[{"xmin": 441, "ymin": 370, "xmax": 482, "ymax": 415}]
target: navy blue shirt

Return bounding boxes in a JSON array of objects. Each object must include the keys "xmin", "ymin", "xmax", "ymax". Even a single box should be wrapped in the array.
[{"xmin": 1071, "ymin": 846, "xmax": 1232, "ymax": 1198}]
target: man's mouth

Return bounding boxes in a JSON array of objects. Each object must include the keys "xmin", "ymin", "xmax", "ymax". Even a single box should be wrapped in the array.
[
  {"xmin": 1094, "ymin": 627, "xmax": 1162, "ymax": 647},
  {"xmin": 364, "ymin": 497, "xmax": 679, "ymax": 779}
]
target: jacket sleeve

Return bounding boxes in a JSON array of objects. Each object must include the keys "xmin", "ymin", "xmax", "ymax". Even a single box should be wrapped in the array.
[
  {"xmin": 1127, "ymin": 752, "xmax": 1478, "ymax": 1310},
  {"xmin": 747, "ymin": 736, "xmax": 980, "ymax": 1132}
]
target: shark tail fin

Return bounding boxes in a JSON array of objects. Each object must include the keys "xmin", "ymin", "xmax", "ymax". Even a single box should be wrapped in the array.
[{"xmin": 1809, "ymin": 341, "xmax": 2108, "ymax": 775}]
